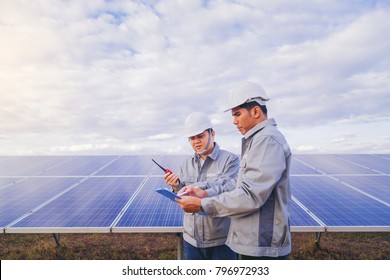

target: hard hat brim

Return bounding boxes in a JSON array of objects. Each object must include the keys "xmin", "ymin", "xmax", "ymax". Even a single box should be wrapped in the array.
[{"xmin": 223, "ymin": 98, "xmax": 268, "ymax": 112}]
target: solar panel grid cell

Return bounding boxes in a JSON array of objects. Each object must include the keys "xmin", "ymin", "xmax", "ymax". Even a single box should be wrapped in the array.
[
  {"xmin": 96, "ymin": 156, "xmax": 156, "ymax": 176},
  {"xmin": 334, "ymin": 176, "xmax": 390, "ymax": 204},
  {"xmin": 0, "ymin": 178, "xmax": 80, "ymax": 228},
  {"xmin": 0, "ymin": 156, "xmax": 73, "ymax": 176},
  {"xmin": 40, "ymin": 156, "xmax": 117, "ymax": 176},
  {"xmin": 337, "ymin": 154, "xmax": 390, "ymax": 174},
  {"xmin": 114, "ymin": 177, "xmax": 183, "ymax": 229},
  {"xmin": 294, "ymin": 154, "xmax": 380, "ymax": 174},
  {"xmin": 291, "ymin": 176, "xmax": 390, "ymax": 228},
  {"xmin": 0, "ymin": 178, "xmax": 20, "ymax": 188},
  {"xmin": 289, "ymin": 200, "xmax": 324, "ymax": 230},
  {"xmin": 290, "ymin": 158, "xmax": 321, "ymax": 174},
  {"xmin": 375, "ymin": 154, "xmax": 390, "ymax": 160},
  {"xmin": 8, "ymin": 177, "xmax": 144, "ymax": 231}
]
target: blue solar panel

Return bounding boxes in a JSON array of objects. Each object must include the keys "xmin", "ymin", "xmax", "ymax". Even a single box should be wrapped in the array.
[
  {"xmin": 375, "ymin": 154, "xmax": 390, "ymax": 160},
  {"xmin": 0, "ymin": 178, "xmax": 80, "ymax": 228},
  {"xmin": 0, "ymin": 156, "xmax": 73, "ymax": 176},
  {"xmin": 7, "ymin": 177, "xmax": 145, "ymax": 232},
  {"xmin": 333, "ymin": 176, "xmax": 390, "ymax": 204},
  {"xmin": 40, "ymin": 156, "xmax": 118, "ymax": 176},
  {"xmin": 290, "ymin": 199, "xmax": 324, "ymax": 231},
  {"xmin": 96, "ymin": 156, "xmax": 156, "ymax": 176},
  {"xmin": 0, "ymin": 154, "xmax": 389, "ymax": 234},
  {"xmin": 336, "ymin": 154, "xmax": 390, "ymax": 174},
  {"xmin": 0, "ymin": 178, "xmax": 20, "ymax": 188},
  {"xmin": 293, "ymin": 154, "xmax": 381, "ymax": 174},
  {"xmin": 291, "ymin": 176, "xmax": 390, "ymax": 229},
  {"xmin": 113, "ymin": 177, "xmax": 183, "ymax": 231},
  {"xmin": 290, "ymin": 158, "xmax": 321, "ymax": 174}
]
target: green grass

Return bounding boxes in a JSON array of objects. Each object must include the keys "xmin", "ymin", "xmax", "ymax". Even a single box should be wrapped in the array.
[{"xmin": 0, "ymin": 232, "xmax": 389, "ymax": 260}]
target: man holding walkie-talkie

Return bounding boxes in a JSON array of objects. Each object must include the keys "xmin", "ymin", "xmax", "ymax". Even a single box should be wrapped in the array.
[{"xmin": 163, "ymin": 112, "xmax": 239, "ymax": 260}]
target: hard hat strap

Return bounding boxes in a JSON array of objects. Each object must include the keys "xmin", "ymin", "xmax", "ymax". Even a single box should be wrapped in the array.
[
  {"xmin": 247, "ymin": 97, "xmax": 267, "ymax": 106},
  {"xmin": 197, "ymin": 128, "xmax": 212, "ymax": 155}
]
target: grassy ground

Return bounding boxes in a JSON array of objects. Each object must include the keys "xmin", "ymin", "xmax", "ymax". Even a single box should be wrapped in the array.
[{"xmin": 0, "ymin": 232, "xmax": 389, "ymax": 260}]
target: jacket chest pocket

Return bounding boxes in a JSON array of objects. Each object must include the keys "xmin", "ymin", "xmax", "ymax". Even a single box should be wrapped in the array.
[
  {"xmin": 180, "ymin": 176, "xmax": 197, "ymax": 185},
  {"xmin": 203, "ymin": 172, "xmax": 221, "ymax": 181}
]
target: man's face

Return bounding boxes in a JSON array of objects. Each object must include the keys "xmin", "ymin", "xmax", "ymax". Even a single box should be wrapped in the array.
[
  {"xmin": 231, "ymin": 107, "xmax": 258, "ymax": 135},
  {"xmin": 188, "ymin": 130, "xmax": 213, "ymax": 154}
]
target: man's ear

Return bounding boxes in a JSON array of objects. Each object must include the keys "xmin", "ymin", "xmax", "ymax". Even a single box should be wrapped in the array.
[{"xmin": 252, "ymin": 106, "xmax": 263, "ymax": 119}]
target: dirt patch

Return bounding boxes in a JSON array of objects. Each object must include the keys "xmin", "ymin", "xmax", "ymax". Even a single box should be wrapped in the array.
[{"xmin": 1, "ymin": 232, "xmax": 389, "ymax": 260}]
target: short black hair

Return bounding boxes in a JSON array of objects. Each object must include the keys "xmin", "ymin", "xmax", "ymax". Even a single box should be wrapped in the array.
[{"xmin": 239, "ymin": 101, "xmax": 267, "ymax": 115}]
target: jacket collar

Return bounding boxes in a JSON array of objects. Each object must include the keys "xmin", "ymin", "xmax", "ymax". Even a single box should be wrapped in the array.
[
  {"xmin": 243, "ymin": 118, "xmax": 277, "ymax": 140},
  {"xmin": 193, "ymin": 142, "xmax": 219, "ymax": 161}
]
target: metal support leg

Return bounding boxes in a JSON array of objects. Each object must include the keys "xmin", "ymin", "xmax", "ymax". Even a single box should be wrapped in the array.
[
  {"xmin": 53, "ymin": 233, "xmax": 61, "ymax": 247},
  {"xmin": 315, "ymin": 232, "xmax": 322, "ymax": 249},
  {"xmin": 176, "ymin": 233, "xmax": 184, "ymax": 260}
]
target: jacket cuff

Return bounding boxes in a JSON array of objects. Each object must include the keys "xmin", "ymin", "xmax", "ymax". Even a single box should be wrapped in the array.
[
  {"xmin": 201, "ymin": 197, "xmax": 219, "ymax": 217},
  {"xmin": 205, "ymin": 188, "xmax": 218, "ymax": 197}
]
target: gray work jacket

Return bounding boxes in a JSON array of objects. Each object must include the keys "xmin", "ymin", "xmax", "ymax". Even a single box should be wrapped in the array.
[
  {"xmin": 202, "ymin": 119, "xmax": 292, "ymax": 257},
  {"xmin": 178, "ymin": 143, "xmax": 239, "ymax": 248}
]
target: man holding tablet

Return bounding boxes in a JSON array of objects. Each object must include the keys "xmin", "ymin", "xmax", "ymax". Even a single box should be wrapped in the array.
[{"xmin": 164, "ymin": 112, "xmax": 239, "ymax": 260}]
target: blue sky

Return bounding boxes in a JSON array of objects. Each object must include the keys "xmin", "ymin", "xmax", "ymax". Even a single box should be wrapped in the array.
[{"xmin": 0, "ymin": 0, "xmax": 389, "ymax": 155}]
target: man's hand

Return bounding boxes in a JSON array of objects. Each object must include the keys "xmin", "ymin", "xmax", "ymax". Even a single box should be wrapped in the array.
[
  {"xmin": 163, "ymin": 172, "xmax": 180, "ymax": 189},
  {"xmin": 175, "ymin": 196, "xmax": 203, "ymax": 213},
  {"xmin": 178, "ymin": 185, "xmax": 208, "ymax": 198}
]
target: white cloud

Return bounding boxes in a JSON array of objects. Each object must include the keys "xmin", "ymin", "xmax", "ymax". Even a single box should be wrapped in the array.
[
  {"xmin": 330, "ymin": 134, "xmax": 355, "ymax": 143},
  {"xmin": 148, "ymin": 133, "xmax": 176, "ymax": 140},
  {"xmin": 334, "ymin": 115, "xmax": 390, "ymax": 125},
  {"xmin": 295, "ymin": 145, "xmax": 321, "ymax": 153}
]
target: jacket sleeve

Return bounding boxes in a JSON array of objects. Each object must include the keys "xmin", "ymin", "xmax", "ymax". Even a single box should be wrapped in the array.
[
  {"xmin": 194, "ymin": 154, "xmax": 239, "ymax": 195},
  {"xmin": 201, "ymin": 136, "xmax": 286, "ymax": 218},
  {"xmin": 173, "ymin": 165, "xmax": 187, "ymax": 193}
]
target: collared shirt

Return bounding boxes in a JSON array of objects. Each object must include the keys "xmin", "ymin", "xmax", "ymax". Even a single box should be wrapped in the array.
[
  {"xmin": 178, "ymin": 142, "xmax": 239, "ymax": 248},
  {"xmin": 178, "ymin": 142, "xmax": 238, "ymax": 196}
]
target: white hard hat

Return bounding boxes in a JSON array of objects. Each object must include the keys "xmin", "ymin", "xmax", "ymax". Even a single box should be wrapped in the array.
[
  {"xmin": 224, "ymin": 81, "xmax": 270, "ymax": 112},
  {"xmin": 184, "ymin": 112, "xmax": 213, "ymax": 137}
]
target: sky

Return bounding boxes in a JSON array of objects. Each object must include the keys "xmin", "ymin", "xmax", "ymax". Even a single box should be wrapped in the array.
[{"xmin": 0, "ymin": 0, "xmax": 389, "ymax": 156}]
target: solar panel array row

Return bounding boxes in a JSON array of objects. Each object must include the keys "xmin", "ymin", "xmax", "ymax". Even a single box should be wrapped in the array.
[{"xmin": 0, "ymin": 154, "xmax": 389, "ymax": 234}]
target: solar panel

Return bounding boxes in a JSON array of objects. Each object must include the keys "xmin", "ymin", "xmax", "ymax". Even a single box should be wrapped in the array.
[
  {"xmin": 0, "ymin": 178, "xmax": 20, "ymax": 188},
  {"xmin": 336, "ymin": 154, "xmax": 390, "ymax": 174},
  {"xmin": 375, "ymin": 154, "xmax": 390, "ymax": 160},
  {"xmin": 293, "ymin": 154, "xmax": 381, "ymax": 174},
  {"xmin": 113, "ymin": 177, "xmax": 184, "ymax": 232},
  {"xmin": 0, "ymin": 156, "xmax": 73, "ymax": 176},
  {"xmin": 0, "ymin": 154, "xmax": 389, "ymax": 234},
  {"xmin": 39, "ymin": 156, "xmax": 118, "ymax": 176},
  {"xmin": 291, "ymin": 176, "xmax": 390, "ymax": 231},
  {"xmin": 333, "ymin": 175, "xmax": 390, "ymax": 204},
  {"xmin": 0, "ymin": 177, "xmax": 80, "ymax": 228},
  {"xmin": 95, "ymin": 155, "xmax": 156, "ymax": 176},
  {"xmin": 290, "ymin": 158, "xmax": 321, "ymax": 174},
  {"xmin": 290, "ymin": 199, "xmax": 325, "ymax": 232},
  {"xmin": 6, "ymin": 177, "xmax": 145, "ymax": 233}
]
